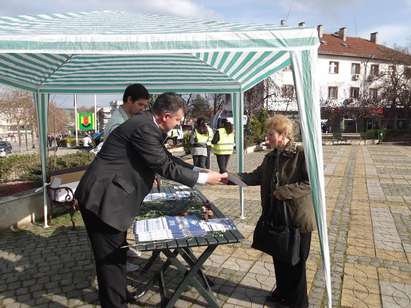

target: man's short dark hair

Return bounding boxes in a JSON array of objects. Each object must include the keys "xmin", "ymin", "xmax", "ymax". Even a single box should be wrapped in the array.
[
  {"xmin": 152, "ymin": 92, "xmax": 186, "ymax": 115},
  {"xmin": 123, "ymin": 84, "xmax": 149, "ymax": 103}
]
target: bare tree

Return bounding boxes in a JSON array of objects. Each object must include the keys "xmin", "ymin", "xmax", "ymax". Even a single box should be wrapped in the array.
[
  {"xmin": 321, "ymin": 46, "xmax": 411, "ymax": 133},
  {"xmin": 209, "ymin": 94, "xmax": 225, "ymax": 115},
  {"xmin": 48, "ymin": 100, "xmax": 69, "ymax": 135},
  {"xmin": 0, "ymin": 89, "xmax": 36, "ymax": 151},
  {"xmin": 189, "ymin": 95, "xmax": 211, "ymax": 120},
  {"xmin": 244, "ymin": 81, "xmax": 265, "ymax": 119},
  {"xmin": 182, "ymin": 94, "xmax": 193, "ymax": 124}
]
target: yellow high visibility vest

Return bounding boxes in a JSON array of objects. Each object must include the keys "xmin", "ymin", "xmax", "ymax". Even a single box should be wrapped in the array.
[
  {"xmin": 194, "ymin": 129, "xmax": 209, "ymax": 144},
  {"xmin": 206, "ymin": 126, "xmax": 214, "ymax": 146},
  {"xmin": 213, "ymin": 128, "xmax": 234, "ymax": 155}
]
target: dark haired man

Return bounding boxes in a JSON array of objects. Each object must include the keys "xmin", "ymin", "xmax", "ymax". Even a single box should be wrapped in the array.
[
  {"xmin": 75, "ymin": 92, "xmax": 227, "ymax": 308},
  {"xmin": 104, "ymin": 83, "xmax": 150, "ymax": 138}
]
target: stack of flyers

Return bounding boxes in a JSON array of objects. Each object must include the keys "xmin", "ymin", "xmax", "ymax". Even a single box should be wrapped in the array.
[
  {"xmin": 143, "ymin": 191, "xmax": 192, "ymax": 202},
  {"xmin": 200, "ymin": 218, "xmax": 237, "ymax": 232},
  {"xmin": 134, "ymin": 215, "xmax": 207, "ymax": 242}
]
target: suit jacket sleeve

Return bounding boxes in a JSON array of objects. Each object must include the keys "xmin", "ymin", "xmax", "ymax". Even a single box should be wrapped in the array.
[
  {"xmin": 169, "ymin": 152, "xmax": 194, "ymax": 169},
  {"xmin": 131, "ymin": 124, "xmax": 198, "ymax": 187}
]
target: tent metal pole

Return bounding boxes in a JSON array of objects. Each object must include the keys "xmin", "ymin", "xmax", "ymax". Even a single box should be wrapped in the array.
[
  {"xmin": 239, "ymin": 91, "xmax": 245, "ymax": 219},
  {"xmin": 74, "ymin": 94, "xmax": 79, "ymax": 146},
  {"xmin": 232, "ymin": 92, "xmax": 245, "ymax": 219},
  {"xmin": 35, "ymin": 91, "xmax": 49, "ymax": 228}
]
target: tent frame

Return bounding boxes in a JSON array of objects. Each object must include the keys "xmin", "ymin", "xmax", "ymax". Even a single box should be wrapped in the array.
[{"xmin": 0, "ymin": 11, "xmax": 332, "ymax": 307}]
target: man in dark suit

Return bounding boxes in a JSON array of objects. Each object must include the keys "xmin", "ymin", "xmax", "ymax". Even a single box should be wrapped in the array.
[{"xmin": 75, "ymin": 92, "xmax": 226, "ymax": 308}]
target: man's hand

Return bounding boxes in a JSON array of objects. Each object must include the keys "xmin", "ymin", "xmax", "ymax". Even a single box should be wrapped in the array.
[{"xmin": 206, "ymin": 171, "xmax": 228, "ymax": 185}]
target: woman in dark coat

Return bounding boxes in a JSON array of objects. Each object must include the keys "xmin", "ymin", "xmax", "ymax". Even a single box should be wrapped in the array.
[{"xmin": 237, "ymin": 115, "xmax": 315, "ymax": 308}]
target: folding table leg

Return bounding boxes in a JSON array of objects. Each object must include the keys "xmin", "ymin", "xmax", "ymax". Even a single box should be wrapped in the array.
[
  {"xmin": 159, "ymin": 268, "xmax": 167, "ymax": 307},
  {"xmin": 184, "ymin": 247, "xmax": 215, "ymax": 286},
  {"xmin": 180, "ymin": 248, "xmax": 213, "ymax": 290},
  {"xmin": 141, "ymin": 250, "xmax": 161, "ymax": 272},
  {"xmin": 136, "ymin": 249, "xmax": 178, "ymax": 299},
  {"xmin": 163, "ymin": 246, "xmax": 219, "ymax": 308}
]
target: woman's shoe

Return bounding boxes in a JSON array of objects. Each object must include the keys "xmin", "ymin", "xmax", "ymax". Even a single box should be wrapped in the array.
[{"xmin": 266, "ymin": 288, "xmax": 288, "ymax": 305}]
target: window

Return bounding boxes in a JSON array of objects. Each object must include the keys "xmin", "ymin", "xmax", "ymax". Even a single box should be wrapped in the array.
[
  {"xmin": 404, "ymin": 66, "xmax": 411, "ymax": 79},
  {"xmin": 388, "ymin": 65, "xmax": 396, "ymax": 74},
  {"xmin": 351, "ymin": 63, "xmax": 360, "ymax": 75},
  {"xmin": 328, "ymin": 86, "xmax": 338, "ymax": 99},
  {"xmin": 369, "ymin": 88, "xmax": 378, "ymax": 100},
  {"xmin": 350, "ymin": 87, "xmax": 360, "ymax": 99},
  {"xmin": 329, "ymin": 61, "xmax": 339, "ymax": 74},
  {"xmin": 370, "ymin": 64, "xmax": 379, "ymax": 76},
  {"xmin": 281, "ymin": 85, "xmax": 294, "ymax": 97}
]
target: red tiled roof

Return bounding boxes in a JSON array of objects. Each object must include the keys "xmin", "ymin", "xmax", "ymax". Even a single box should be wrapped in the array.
[{"xmin": 318, "ymin": 34, "xmax": 411, "ymax": 65}]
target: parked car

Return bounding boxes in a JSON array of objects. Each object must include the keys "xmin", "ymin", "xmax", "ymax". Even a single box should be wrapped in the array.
[
  {"xmin": 0, "ymin": 141, "xmax": 12, "ymax": 155},
  {"xmin": 165, "ymin": 125, "xmax": 184, "ymax": 146}
]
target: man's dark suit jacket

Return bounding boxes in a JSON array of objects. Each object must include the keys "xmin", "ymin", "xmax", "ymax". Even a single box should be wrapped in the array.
[{"xmin": 75, "ymin": 111, "xmax": 198, "ymax": 231}]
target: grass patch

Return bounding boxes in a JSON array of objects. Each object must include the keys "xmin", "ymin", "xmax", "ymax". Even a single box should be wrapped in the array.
[{"xmin": 49, "ymin": 211, "xmax": 84, "ymax": 228}]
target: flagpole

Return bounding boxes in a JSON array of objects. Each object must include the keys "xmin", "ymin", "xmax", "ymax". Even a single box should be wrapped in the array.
[
  {"xmin": 94, "ymin": 94, "xmax": 97, "ymax": 132},
  {"xmin": 74, "ymin": 94, "xmax": 79, "ymax": 146}
]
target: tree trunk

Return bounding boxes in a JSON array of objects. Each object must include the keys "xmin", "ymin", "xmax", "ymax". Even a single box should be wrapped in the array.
[
  {"xmin": 31, "ymin": 124, "xmax": 35, "ymax": 149},
  {"xmin": 24, "ymin": 124, "xmax": 28, "ymax": 151},
  {"xmin": 17, "ymin": 125, "xmax": 21, "ymax": 152}
]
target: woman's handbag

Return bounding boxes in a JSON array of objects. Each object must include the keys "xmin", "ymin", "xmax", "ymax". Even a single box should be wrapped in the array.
[
  {"xmin": 252, "ymin": 202, "xmax": 301, "ymax": 265},
  {"xmin": 252, "ymin": 153, "xmax": 301, "ymax": 265}
]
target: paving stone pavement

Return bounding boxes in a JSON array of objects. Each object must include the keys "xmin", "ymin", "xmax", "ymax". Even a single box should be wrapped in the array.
[{"xmin": 1, "ymin": 145, "xmax": 411, "ymax": 307}]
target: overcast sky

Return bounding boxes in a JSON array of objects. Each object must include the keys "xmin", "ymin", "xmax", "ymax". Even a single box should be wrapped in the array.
[{"xmin": 1, "ymin": 0, "xmax": 410, "ymax": 108}]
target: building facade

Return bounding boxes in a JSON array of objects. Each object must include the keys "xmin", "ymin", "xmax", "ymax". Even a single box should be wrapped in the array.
[
  {"xmin": 266, "ymin": 26, "xmax": 411, "ymax": 132},
  {"xmin": 97, "ymin": 100, "xmax": 122, "ymax": 132}
]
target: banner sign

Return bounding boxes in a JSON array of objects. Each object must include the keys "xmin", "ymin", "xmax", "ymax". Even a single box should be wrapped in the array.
[{"xmin": 77, "ymin": 112, "xmax": 95, "ymax": 131}]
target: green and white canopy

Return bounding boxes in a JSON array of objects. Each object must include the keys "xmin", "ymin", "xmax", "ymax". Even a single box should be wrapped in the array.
[
  {"xmin": 0, "ymin": 11, "xmax": 317, "ymax": 93},
  {"xmin": 0, "ymin": 11, "xmax": 331, "ymax": 306}
]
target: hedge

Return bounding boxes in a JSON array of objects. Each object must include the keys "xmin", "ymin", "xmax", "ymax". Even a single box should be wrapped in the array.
[{"xmin": 0, "ymin": 151, "xmax": 94, "ymax": 183}]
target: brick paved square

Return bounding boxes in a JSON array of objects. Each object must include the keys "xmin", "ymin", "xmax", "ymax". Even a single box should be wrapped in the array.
[{"xmin": 1, "ymin": 145, "xmax": 411, "ymax": 307}]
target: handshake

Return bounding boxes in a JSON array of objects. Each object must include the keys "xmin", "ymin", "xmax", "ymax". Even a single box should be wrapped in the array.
[
  {"xmin": 205, "ymin": 170, "xmax": 228, "ymax": 185},
  {"xmin": 196, "ymin": 168, "xmax": 245, "ymax": 186},
  {"xmin": 193, "ymin": 166, "xmax": 228, "ymax": 185}
]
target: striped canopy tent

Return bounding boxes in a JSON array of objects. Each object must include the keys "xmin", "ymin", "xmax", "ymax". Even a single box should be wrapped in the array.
[{"xmin": 0, "ymin": 11, "xmax": 331, "ymax": 306}]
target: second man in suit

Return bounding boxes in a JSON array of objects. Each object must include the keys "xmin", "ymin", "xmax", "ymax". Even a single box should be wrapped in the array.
[{"xmin": 75, "ymin": 92, "xmax": 227, "ymax": 308}]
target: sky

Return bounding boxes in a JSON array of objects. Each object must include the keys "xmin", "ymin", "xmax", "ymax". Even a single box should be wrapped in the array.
[{"xmin": 0, "ymin": 0, "xmax": 410, "ymax": 108}]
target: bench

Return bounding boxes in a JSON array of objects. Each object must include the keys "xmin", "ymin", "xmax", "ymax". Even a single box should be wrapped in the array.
[
  {"xmin": 47, "ymin": 165, "xmax": 88, "ymax": 229},
  {"xmin": 331, "ymin": 132, "xmax": 351, "ymax": 145}
]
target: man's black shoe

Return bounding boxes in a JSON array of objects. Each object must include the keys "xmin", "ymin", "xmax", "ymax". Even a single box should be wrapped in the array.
[{"xmin": 126, "ymin": 290, "xmax": 137, "ymax": 303}]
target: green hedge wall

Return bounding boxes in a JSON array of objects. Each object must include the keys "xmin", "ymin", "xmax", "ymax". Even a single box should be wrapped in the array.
[{"xmin": 0, "ymin": 152, "xmax": 94, "ymax": 183}]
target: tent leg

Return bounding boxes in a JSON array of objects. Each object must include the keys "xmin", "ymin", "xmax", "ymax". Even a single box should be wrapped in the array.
[
  {"xmin": 239, "ymin": 92, "xmax": 245, "ymax": 219},
  {"xmin": 43, "ymin": 184, "xmax": 49, "ymax": 228},
  {"xmin": 232, "ymin": 92, "xmax": 245, "ymax": 219},
  {"xmin": 35, "ymin": 91, "xmax": 49, "ymax": 228}
]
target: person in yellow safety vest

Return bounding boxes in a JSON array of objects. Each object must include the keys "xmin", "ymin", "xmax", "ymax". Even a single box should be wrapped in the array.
[
  {"xmin": 190, "ymin": 117, "xmax": 210, "ymax": 168},
  {"xmin": 212, "ymin": 119, "xmax": 234, "ymax": 173},
  {"xmin": 169, "ymin": 127, "xmax": 179, "ymax": 145},
  {"xmin": 205, "ymin": 124, "xmax": 214, "ymax": 169}
]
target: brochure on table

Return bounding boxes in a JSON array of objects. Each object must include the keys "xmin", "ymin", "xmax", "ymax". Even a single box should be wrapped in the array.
[{"xmin": 134, "ymin": 216, "xmax": 236, "ymax": 242}]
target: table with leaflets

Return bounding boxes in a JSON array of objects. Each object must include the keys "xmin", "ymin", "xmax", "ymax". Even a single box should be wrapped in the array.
[{"xmin": 131, "ymin": 180, "xmax": 244, "ymax": 308}]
